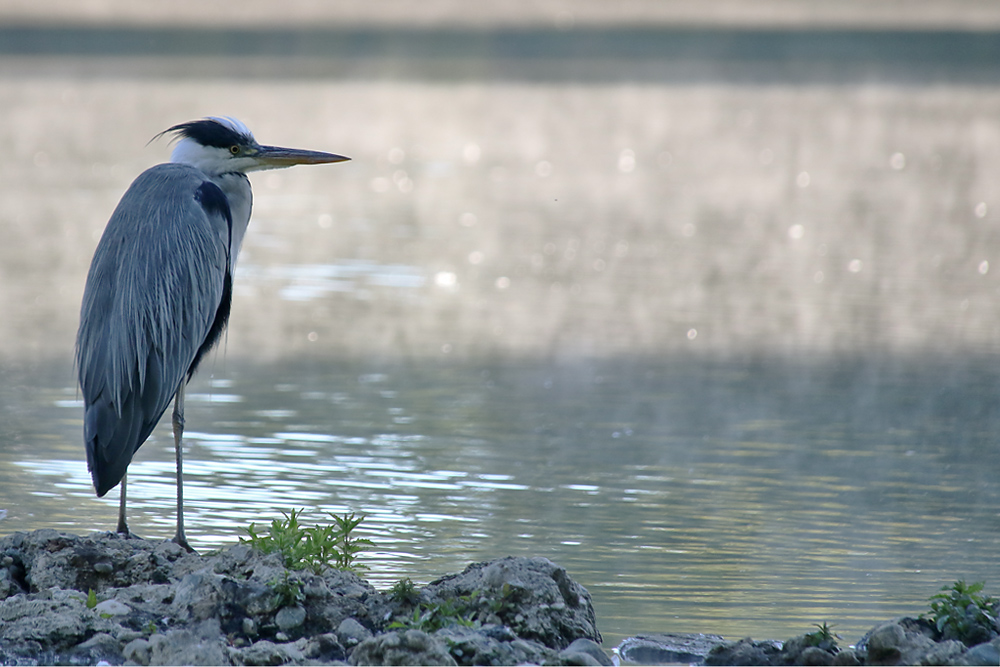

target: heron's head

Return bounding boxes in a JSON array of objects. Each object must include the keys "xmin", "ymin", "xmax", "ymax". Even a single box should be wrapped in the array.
[{"xmin": 160, "ymin": 117, "xmax": 349, "ymax": 176}]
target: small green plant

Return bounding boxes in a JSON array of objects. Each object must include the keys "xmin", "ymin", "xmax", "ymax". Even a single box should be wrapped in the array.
[
  {"xmin": 486, "ymin": 582, "xmax": 518, "ymax": 617},
  {"xmin": 387, "ymin": 595, "xmax": 479, "ymax": 632},
  {"xmin": 923, "ymin": 580, "xmax": 999, "ymax": 645},
  {"xmin": 388, "ymin": 606, "xmax": 440, "ymax": 632},
  {"xmin": 390, "ymin": 577, "xmax": 420, "ymax": 606},
  {"xmin": 268, "ymin": 570, "xmax": 306, "ymax": 608},
  {"xmin": 241, "ymin": 509, "xmax": 373, "ymax": 574},
  {"xmin": 327, "ymin": 512, "xmax": 373, "ymax": 571},
  {"xmin": 85, "ymin": 589, "xmax": 98, "ymax": 609},
  {"xmin": 804, "ymin": 622, "xmax": 840, "ymax": 652}
]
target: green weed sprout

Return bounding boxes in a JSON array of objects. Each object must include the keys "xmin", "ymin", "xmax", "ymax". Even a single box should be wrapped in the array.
[
  {"xmin": 390, "ymin": 577, "xmax": 420, "ymax": 606},
  {"xmin": 241, "ymin": 509, "xmax": 373, "ymax": 574},
  {"xmin": 804, "ymin": 622, "xmax": 840, "ymax": 652},
  {"xmin": 922, "ymin": 580, "xmax": 999, "ymax": 645},
  {"xmin": 388, "ymin": 595, "xmax": 479, "ymax": 632}
]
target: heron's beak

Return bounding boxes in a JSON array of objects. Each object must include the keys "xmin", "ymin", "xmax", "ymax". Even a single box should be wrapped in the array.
[{"xmin": 253, "ymin": 145, "xmax": 351, "ymax": 168}]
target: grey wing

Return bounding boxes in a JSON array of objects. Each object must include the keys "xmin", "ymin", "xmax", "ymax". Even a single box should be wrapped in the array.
[{"xmin": 76, "ymin": 164, "xmax": 232, "ymax": 497}]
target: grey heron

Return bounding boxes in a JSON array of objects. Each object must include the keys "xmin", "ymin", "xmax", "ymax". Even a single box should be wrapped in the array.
[{"xmin": 76, "ymin": 117, "xmax": 348, "ymax": 551}]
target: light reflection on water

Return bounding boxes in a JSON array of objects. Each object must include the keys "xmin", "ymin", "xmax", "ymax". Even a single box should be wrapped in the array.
[{"xmin": 239, "ymin": 260, "xmax": 426, "ymax": 303}]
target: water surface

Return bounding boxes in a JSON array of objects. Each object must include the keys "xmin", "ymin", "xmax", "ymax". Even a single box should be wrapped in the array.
[{"xmin": 2, "ymin": 354, "xmax": 999, "ymax": 646}]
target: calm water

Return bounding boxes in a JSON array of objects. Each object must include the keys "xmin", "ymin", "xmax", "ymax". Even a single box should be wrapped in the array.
[{"xmin": 2, "ymin": 26, "xmax": 1000, "ymax": 648}]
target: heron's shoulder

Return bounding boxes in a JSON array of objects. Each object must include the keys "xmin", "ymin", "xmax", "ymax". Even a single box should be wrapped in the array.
[
  {"xmin": 133, "ymin": 162, "xmax": 212, "ymax": 186},
  {"xmin": 121, "ymin": 163, "xmax": 224, "ymax": 212},
  {"xmin": 109, "ymin": 163, "xmax": 232, "ymax": 237}
]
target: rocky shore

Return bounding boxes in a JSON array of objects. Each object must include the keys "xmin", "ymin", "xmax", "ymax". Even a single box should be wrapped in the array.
[
  {"xmin": 1, "ymin": 529, "xmax": 998, "ymax": 666},
  {"xmin": 0, "ymin": 529, "xmax": 607, "ymax": 666}
]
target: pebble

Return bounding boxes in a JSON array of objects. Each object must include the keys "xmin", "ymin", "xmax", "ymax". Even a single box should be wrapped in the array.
[
  {"xmin": 275, "ymin": 605, "xmax": 307, "ymax": 631},
  {"xmin": 560, "ymin": 638, "xmax": 614, "ymax": 666},
  {"xmin": 122, "ymin": 637, "xmax": 151, "ymax": 665},
  {"xmin": 965, "ymin": 642, "xmax": 1000, "ymax": 666},
  {"xmin": 302, "ymin": 577, "xmax": 327, "ymax": 598},
  {"xmin": 866, "ymin": 623, "xmax": 906, "ymax": 653},
  {"xmin": 337, "ymin": 617, "xmax": 372, "ymax": 647},
  {"xmin": 94, "ymin": 599, "xmax": 131, "ymax": 616}
]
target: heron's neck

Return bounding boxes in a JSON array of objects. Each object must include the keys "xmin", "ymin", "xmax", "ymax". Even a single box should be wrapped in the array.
[{"xmin": 211, "ymin": 172, "xmax": 253, "ymax": 268}]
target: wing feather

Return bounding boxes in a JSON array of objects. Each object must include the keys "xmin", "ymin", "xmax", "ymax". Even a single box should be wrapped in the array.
[{"xmin": 76, "ymin": 163, "xmax": 232, "ymax": 496}]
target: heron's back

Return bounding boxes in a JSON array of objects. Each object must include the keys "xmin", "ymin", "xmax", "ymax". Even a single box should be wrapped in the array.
[{"xmin": 77, "ymin": 163, "xmax": 233, "ymax": 496}]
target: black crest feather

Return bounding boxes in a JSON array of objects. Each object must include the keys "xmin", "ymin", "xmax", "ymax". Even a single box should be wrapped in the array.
[{"xmin": 158, "ymin": 118, "xmax": 254, "ymax": 149}]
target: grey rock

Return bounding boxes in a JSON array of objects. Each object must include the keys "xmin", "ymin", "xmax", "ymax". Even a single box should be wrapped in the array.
[
  {"xmin": 962, "ymin": 640, "xmax": 1000, "ymax": 666},
  {"xmin": 831, "ymin": 648, "xmax": 862, "ymax": 665},
  {"xmin": 435, "ymin": 623, "xmax": 558, "ymax": 665},
  {"xmin": 799, "ymin": 645, "xmax": 835, "ymax": 666},
  {"xmin": 779, "ymin": 633, "xmax": 838, "ymax": 666},
  {"xmin": 94, "ymin": 598, "xmax": 132, "ymax": 616},
  {"xmin": 422, "ymin": 556, "xmax": 601, "ymax": 650},
  {"xmin": 239, "ymin": 639, "xmax": 305, "ymax": 666},
  {"xmin": 864, "ymin": 621, "xmax": 937, "ymax": 666},
  {"xmin": 208, "ymin": 543, "xmax": 253, "ymax": 574},
  {"xmin": 67, "ymin": 631, "xmax": 124, "ymax": 664},
  {"xmin": 0, "ymin": 592, "xmax": 91, "ymax": 648},
  {"xmin": 303, "ymin": 575, "xmax": 329, "ymax": 598},
  {"xmin": 19, "ymin": 530, "xmax": 196, "ymax": 593},
  {"xmin": 123, "ymin": 637, "xmax": 152, "ymax": 666},
  {"xmin": 867, "ymin": 622, "xmax": 907, "ymax": 655},
  {"xmin": 560, "ymin": 651, "xmax": 603, "ymax": 665},
  {"xmin": 705, "ymin": 637, "xmax": 783, "ymax": 666},
  {"xmin": 306, "ymin": 568, "xmax": 381, "ymax": 634},
  {"xmin": 918, "ymin": 639, "xmax": 966, "ymax": 666},
  {"xmin": 350, "ymin": 629, "xmax": 457, "ymax": 666},
  {"xmin": 616, "ymin": 633, "xmax": 727, "ymax": 665},
  {"xmin": 171, "ymin": 571, "xmax": 222, "ymax": 621},
  {"xmin": 148, "ymin": 620, "xmax": 227, "ymax": 666},
  {"xmin": 0, "ymin": 564, "xmax": 24, "ymax": 599},
  {"xmin": 276, "ymin": 604, "xmax": 307, "ymax": 632},
  {"xmin": 154, "ymin": 540, "xmax": 187, "ymax": 563},
  {"xmin": 337, "ymin": 617, "xmax": 373, "ymax": 647},
  {"xmin": 302, "ymin": 632, "xmax": 346, "ymax": 662},
  {"xmin": 93, "ymin": 560, "xmax": 114, "ymax": 574},
  {"xmin": 560, "ymin": 637, "xmax": 613, "ymax": 666},
  {"xmin": 235, "ymin": 578, "xmax": 282, "ymax": 618}
]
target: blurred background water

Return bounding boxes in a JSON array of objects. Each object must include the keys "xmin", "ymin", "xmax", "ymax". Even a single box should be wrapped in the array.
[{"xmin": 2, "ymin": 0, "xmax": 1000, "ymax": 648}]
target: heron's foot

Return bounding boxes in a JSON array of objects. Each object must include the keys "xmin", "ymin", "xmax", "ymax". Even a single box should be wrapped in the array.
[
  {"xmin": 115, "ymin": 519, "xmax": 139, "ymax": 539},
  {"xmin": 113, "ymin": 526, "xmax": 143, "ymax": 540},
  {"xmin": 172, "ymin": 533, "xmax": 196, "ymax": 554}
]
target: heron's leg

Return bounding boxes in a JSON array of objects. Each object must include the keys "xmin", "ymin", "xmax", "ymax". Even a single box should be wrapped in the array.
[
  {"xmin": 171, "ymin": 382, "xmax": 195, "ymax": 553},
  {"xmin": 116, "ymin": 473, "xmax": 129, "ymax": 535}
]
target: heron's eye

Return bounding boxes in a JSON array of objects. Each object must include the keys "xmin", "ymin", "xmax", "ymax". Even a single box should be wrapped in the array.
[{"xmin": 230, "ymin": 145, "xmax": 241, "ymax": 155}]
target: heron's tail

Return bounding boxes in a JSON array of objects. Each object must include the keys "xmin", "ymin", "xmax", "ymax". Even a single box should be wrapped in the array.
[{"xmin": 84, "ymin": 398, "xmax": 140, "ymax": 496}]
